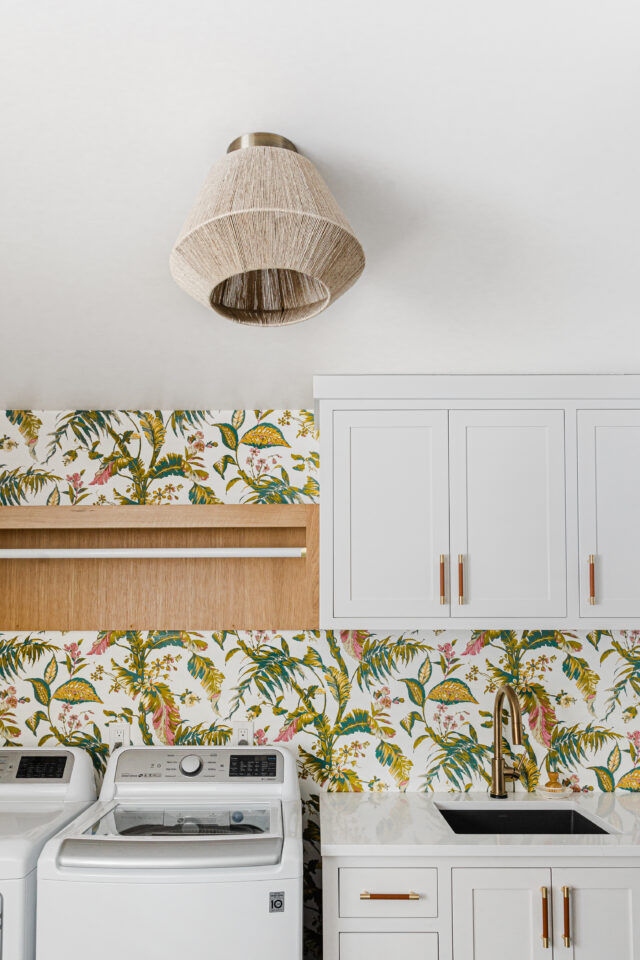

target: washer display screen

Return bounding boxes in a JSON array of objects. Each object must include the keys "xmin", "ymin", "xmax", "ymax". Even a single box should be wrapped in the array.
[
  {"xmin": 16, "ymin": 755, "xmax": 67, "ymax": 779},
  {"xmin": 229, "ymin": 754, "xmax": 277, "ymax": 778}
]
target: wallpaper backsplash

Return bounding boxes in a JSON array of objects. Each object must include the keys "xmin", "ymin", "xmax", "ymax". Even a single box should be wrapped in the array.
[{"xmin": 2, "ymin": 410, "xmax": 640, "ymax": 955}]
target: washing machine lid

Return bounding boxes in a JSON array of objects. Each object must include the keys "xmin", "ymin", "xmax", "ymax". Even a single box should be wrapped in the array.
[
  {"xmin": 57, "ymin": 801, "xmax": 284, "ymax": 870},
  {"xmin": 0, "ymin": 803, "xmax": 92, "ymax": 879}
]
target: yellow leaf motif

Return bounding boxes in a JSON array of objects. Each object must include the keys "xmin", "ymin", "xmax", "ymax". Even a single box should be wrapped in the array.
[
  {"xmin": 608, "ymin": 743, "xmax": 622, "ymax": 774},
  {"xmin": 240, "ymin": 423, "xmax": 290, "ymax": 449},
  {"xmin": 427, "ymin": 678, "xmax": 478, "ymax": 705},
  {"xmin": 617, "ymin": 768, "xmax": 640, "ymax": 792},
  {"xmin": 418, "ymin": 656, "xmax": 432, "ymax": 686},
  {"xmin": 44, "ymin": 656, "xmax": 58, "ymax": 685},
  {"xmin": 52, "ymin": 678, "xmax": 103, "ymax": 704}
]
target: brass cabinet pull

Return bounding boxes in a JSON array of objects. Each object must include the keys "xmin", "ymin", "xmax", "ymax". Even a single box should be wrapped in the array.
[
  {"xmin": 589, "ymin": 554, "xmax": 596, "ymax": 605},
  {"xmin": 563, "ymin": 886, "xmax": 571, "ymax": 947},
  {"xmin": 359, "ymin": 891, "xmax": 420, "ymax": 901},
  {"xmin": 540, "ymin": 886, "xmax": 550, "ymax": 948},
  {"xmin": 458, "ymin": 554, "xmax": 464, "ymax": 604},
  {"xmin": 440, "ymin": 554, "xmax": 446, "ymax": 604}
]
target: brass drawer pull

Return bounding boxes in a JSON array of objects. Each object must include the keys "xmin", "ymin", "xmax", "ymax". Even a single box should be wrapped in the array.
[
  {"xmin": 540, "ymin": 886, "xmax": 549, "ymax": 949},
  {"xmin": 360, "ymin": 891, "xmax": 420, "ymax": 901},
  {"xmin": 563, "ymin": 886, "xmax": 571, "ymax": 947},
  {"xmin": 458, "ymin": 554, "xmax": 464, "ymax": 604},
  {"xmin": 589, "ymin": 554, "xmax": 596, "ymax": 605},
  {"xmin": 440, "ymin": 554, "xmax": 446, "ymax": 604}
]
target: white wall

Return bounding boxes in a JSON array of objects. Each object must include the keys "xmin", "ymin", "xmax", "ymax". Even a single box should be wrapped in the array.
[{"xmin": 1, "ymin": 0, "xmax": 639, "ymax": 409}]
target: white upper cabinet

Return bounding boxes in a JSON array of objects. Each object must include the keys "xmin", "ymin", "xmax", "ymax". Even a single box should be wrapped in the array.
[
  {"xmin": 449, "ymin": 410, "xmax": 566, "ymax": 619},
  {"xmin": 314, "ymin": 375, "xmax": 640, "ymax": 627},
  {"xmin": 332, "ymin": 409, "xmax": 449, "ymax": 620},
  {"xmin": 578, "ymin": 411, "xmax": 640, "ymax": 618}
]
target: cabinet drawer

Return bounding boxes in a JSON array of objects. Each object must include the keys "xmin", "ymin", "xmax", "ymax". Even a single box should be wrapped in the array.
[
  {"xmin": 340, "ymin": 932, "xmax": 438, "ymax": 960},
  {"xmin": 339, "ymin": 867, "xmax": 438, "ymax": 918}
]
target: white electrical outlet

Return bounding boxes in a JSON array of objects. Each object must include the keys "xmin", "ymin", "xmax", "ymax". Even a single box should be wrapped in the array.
[
  {"xmin": 109, "ymin": 721, "xmax": 132, "ymax": 751},
  {"xmin": 231, "ymin": 720, "xmax": 254, "ymax": 746}
]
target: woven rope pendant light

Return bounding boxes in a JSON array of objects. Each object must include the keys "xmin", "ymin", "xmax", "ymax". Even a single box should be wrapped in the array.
[{"xmin": 170, "ymin": 132, "xmax": 365, "ymax": 326}]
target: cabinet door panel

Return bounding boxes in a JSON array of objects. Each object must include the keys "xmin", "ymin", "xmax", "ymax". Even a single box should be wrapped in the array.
[
  {"xmin": 333, "ymin": 410, "xmax": 449, "ymax": 618},
  {"xmin": 452, "ymin": 868, "xmax": 550, "ymax": 960},
  {"xmin": 577, "ymin": 411, "xmax": 640, "ymax": 616},
  {"xmin": 340, "ymin": 932, "xmax": 438, "ymax": 960},
  {"xmin": 449, "ymin": 410, "xmax": 566, "ymax": 618},
  {"xmin": 552, "ymin": 869, "xmax": 640, "ymax": 959}
]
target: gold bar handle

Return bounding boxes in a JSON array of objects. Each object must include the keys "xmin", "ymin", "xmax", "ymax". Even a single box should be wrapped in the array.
[
  {"xmin": 540, "ymin": 886, "xmax": 549, "ymax": 949},
  {"xmin": 360, "ymin": 891, "xmax": 420, "ymax": 901},
  {"xmin": 589, "ymin": 554, "xmax": 596, "ymax": 605},
  {"xmin": 458, "ymin": 554, "xmax": 464, "ymax": 604},
  {"xmin": 563, "ymin": 885, "xmax": 571, "ymax": 947},
  {"xmin": 440, "ymin": 554, "xmax": 446, "ymax": 604}
]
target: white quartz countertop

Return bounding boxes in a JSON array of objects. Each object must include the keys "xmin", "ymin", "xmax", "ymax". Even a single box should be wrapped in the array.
[{"xmin": 320, "ymin": 790, "xmax": 640, "ymax": 857}]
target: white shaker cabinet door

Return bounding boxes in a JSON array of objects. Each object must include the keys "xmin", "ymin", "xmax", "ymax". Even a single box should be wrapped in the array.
[
  {"xmin": 449, "ymin": 410, "xmax": 566, "ymax": 619},
  {"xmin": 452, "ymin": 868, "xmax": 551, "ymax": 960},
  {"xmin": 551, "ymin": 869, "xmax": 640, "ymax": 959},
  {"xmin": 332, "ymin": 410, "xmax": 449, "ymax": 620},
  {"xmin": 577, "ymin": 410, "xmax": 640, "ymax": 617}
]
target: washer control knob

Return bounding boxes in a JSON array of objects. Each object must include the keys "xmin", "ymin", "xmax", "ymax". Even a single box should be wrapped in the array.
[{"xmin": 179, "ymin": 754, "xmax": 203, "ymax": 777}]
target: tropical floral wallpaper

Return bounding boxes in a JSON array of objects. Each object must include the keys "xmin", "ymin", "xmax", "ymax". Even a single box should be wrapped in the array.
[{"xmin": 2, "ymin": 410, "xmax": 640, "ymax": 956}]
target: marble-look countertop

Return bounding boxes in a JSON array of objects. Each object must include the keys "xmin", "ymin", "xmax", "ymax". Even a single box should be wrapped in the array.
[{"xmin": 320, "ymin": 790, "xmax": 640, "ymax": 857}]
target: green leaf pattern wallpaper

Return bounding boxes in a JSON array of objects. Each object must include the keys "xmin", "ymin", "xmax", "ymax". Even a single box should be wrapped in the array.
[{"xmin": 2, "ymin": 410, "xmax": 640, "ymax": 955}]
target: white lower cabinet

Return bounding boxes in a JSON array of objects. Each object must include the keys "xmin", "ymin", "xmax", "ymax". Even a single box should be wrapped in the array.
[
  {"xmin": 324, "ymin": 859, "xmax": 640, "ymax": 960},
  {"xmin": 452, "ymin": 868, "xmax": 550, "ymax": 959},
  {"xmin": 551, "ymin": 868, "xmax": 640, "ymax": 959},
  {"xmin": 451, "ymin": 867, "xmax": 640, "ymax": 959},
  {"xmin": 339, "ymin": 867, "xmax": 438, "ymax": 918},
  {"xmin": 340, "ymin": 932, "xmax": 439, "ymax": 960}
]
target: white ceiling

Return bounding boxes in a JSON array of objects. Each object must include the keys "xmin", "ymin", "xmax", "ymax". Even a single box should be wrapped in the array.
[{"xmin": 1, "ymin": 0, "xmax": 639, "ymax": 409}]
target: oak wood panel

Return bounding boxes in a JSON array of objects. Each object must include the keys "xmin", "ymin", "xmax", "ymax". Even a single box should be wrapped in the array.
[
  {"xmin": 0, "ymin": 505, "xmax": 318, "ymax": 629},
  {"xmin": 0, "ymin": 504, "xmax": 310, "ymax": 529}
]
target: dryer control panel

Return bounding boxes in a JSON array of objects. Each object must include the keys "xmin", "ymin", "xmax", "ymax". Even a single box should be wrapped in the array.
[
  {"xmin": 0, "ymin": 749, "xmax": 73, "ymax": 783},
  {"xmin": 115, "ymin": 748, "xmax": 284, "ymax": 783}
]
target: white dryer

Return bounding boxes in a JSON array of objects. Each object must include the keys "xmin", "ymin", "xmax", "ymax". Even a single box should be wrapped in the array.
[
  {"xmin": 0, "ymin": 747, "xmax": 96, "ymax": 959},
  {"xmin": 37, "ymin": 745, "xmax": 302, "ymax": 960}
]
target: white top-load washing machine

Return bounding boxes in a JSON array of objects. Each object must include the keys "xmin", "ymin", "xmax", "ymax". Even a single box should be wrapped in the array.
[
  {"xmin": 0, "ymin": 747, "xmax": 96, "ymax": 960},
  {"xmin": 37, "ymin": 745, "xmax": 302, "ymax": 960}
]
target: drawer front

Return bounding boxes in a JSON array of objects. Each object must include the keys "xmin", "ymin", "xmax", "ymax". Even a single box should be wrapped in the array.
[
  {"xmin": 339, "ymin": 867, "xmax": 438, "ymax": 918},
  {"xmin": 340, "ymin": 932, "xmax": 438, "ymax": 960}
]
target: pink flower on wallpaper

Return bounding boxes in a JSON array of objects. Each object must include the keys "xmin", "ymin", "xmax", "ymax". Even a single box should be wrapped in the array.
[
  {"xmin": 88, "ymin": 633, "xmax": 112, "ymax": 655},
  {"xmin": 255, "ymin": 729, "xmax": 268, "ymax": 745},
  {"xmin": 188, "ymin": 431, "xmax": 205, "ymax": 454},
  {"xmin": 63, "ymin": 641, "xmax": 81, "ymax": 667},
  {"xmin": 66, "ymin": 472, "xmax": 83, "ymax": 491},
  {"xmin": 463, "ymin": 632, "xmax": 488, "ymax": 656},
  {"xmin": 90, "ymin": 462, "xmax": 114, "ymax": 485},
  {"xmin": 627, "ymin": 730, "xmax": 640, "ymax": 752},
  {"xmin": 275, "ymin": 718, "xmax": 299, "ymax": 742},
  {"xmin": 340, "ymin": 630, "xmax": 368, "ymax": 660}
]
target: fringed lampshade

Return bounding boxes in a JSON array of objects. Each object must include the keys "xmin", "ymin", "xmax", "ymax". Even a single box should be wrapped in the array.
[{"xmin": 169, "ymin": 132, "xmax": 365, "ymax": 325}]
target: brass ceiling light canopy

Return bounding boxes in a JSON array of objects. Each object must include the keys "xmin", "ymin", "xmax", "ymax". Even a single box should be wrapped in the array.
[{"xmin": 169, "ymin": 132, "xmax": 365, "ymax": 326}]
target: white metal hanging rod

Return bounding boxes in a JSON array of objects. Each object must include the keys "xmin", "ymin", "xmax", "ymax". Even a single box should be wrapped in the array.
[{"xmin": 0, "ymin": 547, "xmax": 306, "ymax": 560}]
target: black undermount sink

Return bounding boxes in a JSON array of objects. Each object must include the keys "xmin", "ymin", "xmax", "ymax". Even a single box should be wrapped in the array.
[{"xmin": 438, "ymin": 806, "xmax": 608, "ymax": 836}]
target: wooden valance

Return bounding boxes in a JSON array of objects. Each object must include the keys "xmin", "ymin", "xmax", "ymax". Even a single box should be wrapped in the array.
[{"xmin": 0, "ymin": 505, "xmax": 318, "ymax": 630}]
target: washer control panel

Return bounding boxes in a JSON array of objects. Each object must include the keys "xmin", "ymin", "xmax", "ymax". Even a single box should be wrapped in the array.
[{"xmin": 115, "ymin": 749, "xmax": 284, "ymax": 783}]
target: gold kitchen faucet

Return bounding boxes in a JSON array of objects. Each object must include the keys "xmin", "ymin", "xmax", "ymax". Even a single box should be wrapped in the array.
[{"xmin": 490, "ymin": 684, "xmax": 524, "ymax": 798}]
